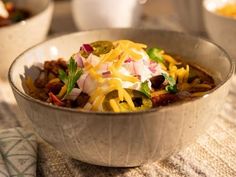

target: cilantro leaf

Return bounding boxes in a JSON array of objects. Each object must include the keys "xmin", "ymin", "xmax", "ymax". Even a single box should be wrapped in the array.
[
  {"xmin": 140, "ymin": 81, "xmax": 151, "ymax": 98},
  {"xmin": 162, "ymin": 73, "xmax": 178, "ymax": 93},
  {"xmin": 147, "ymin": 48, "xmax": 164, "ymax": 63},
  {"xmin": 58, "ymin": 69, "xmax": 68, "ymax": 84},
  {"xmin": 165, "ymin": 85, "xmax": 177, "ymax": 93},
  {"xmin": 58, "ymin": 57, "xmax": 83, "ymax": 95},
  {"xmin": 162, "ymin": 73, "xmax": 176, "ymax": 86}
]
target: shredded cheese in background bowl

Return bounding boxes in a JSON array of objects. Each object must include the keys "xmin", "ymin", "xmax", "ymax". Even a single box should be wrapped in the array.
[{"xmin": 216, "ymin": 3, "xmax": 236, "ymax": 18}]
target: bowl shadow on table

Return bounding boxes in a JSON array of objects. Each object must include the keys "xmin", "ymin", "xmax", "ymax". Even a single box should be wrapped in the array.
[{"xmin": 37, "ymin": 140, "xmax": 180, "ymax": 177}]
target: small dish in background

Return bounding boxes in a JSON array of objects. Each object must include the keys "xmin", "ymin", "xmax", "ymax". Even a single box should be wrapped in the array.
[
  {"xmin": 71, "ymin": 0, "xmax": 146, "ymax": 30},
  {"xmin": 203, "ymin": 0, "xmax": 236, "ymax": 60},
  {"xmin": 0, "ymin": 0, "xmax": 54, "ymax": 79},
  {"xmin": 171, "ymin": 0, "xmax": 205, "ymax": 35}
]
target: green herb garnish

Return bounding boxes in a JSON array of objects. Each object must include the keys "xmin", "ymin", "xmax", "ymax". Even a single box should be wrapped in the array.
[
  {"xmin": 162, "ymin": 73, "xmax": 176, "ymax": 86},
  {"xmin": 59, "ymin": 57, "xmax": 83, "ymax": 95},
  {"xmin": 147, "ymin": 48, "xmax": 164, "ymax": 63},
  {"xmin": 140, "ymin": 81, "xmax": 151, "ymax": 98},
  {"xmin": 165, "ymin": 85, "xmax": 177, "ymax": 93},
  {"xmin": 162, "ymin": 73, "xmax": 178, "ymax": 93}
]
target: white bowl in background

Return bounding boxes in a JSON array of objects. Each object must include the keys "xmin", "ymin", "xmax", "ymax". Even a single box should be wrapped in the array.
[
  {"xmin": 203, "ymin": 0, "xmax": 236, "ymax": 60},
  {"xmin": 0, "ymin": 0, "xmax": 54, "ymax": 79},
  {"xmin": 71, "ymin": 0, "xmax": 143, "ymax": 30},
  {"xmin": 172, "ymin": 0, "xmax": 205, "ymax": 34}
]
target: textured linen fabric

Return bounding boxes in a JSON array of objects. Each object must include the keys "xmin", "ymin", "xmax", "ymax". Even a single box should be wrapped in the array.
[
  {"xmin": 0, "ymin": 128, "xmax": 37, "ymax": 177},
  {"xmin": 0, "ymin": 152, "xmax": 9, "ymax": 177}
]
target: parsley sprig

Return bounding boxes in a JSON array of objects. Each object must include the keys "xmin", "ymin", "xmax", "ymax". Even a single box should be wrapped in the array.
[{"xmin": 59, "ymin": 57, "xmax": 83, "ymax": 95}]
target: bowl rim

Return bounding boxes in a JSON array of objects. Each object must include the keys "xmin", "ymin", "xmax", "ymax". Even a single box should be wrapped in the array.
[
  {"xmin": 203, "ymin": 0, "xmax": 236, "ymax": 21},
  {"xmin": 8, "ymin": 28, "xmax": 235, "ymax": 115},
  {"xmin": 0, "ymin": 0, "xmax": 54, "ymax": 30}
]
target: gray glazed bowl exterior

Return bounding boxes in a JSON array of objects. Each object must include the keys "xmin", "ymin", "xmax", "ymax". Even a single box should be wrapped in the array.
[{"xmin": 9, "ymin": 29, "xmax": 234, "ymax": 167}]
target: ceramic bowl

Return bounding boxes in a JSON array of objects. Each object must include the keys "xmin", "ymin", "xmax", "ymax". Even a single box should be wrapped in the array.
[
  {"xmin": 9, "ymin": 29, "xmax": 234, "ymax": 167},
  {"xmin": 71, "ymin": 0, "xmax": 142, "ymax": 30},
  {"xmin": 203, "ymin": 0, "xmax": 236, "ymax": 60},
  {"xmin": 0, "ymin": 0, "xmax": 54, "ymax": 79}
]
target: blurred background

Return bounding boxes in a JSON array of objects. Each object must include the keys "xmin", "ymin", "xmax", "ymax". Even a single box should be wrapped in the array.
[
  {"xmin": 52, "ymin": 0, "xmax": 181, "ymax": 34},
  {"xmin": 47, "ymin": 0, "xmax": 236, "ymax": 64}
]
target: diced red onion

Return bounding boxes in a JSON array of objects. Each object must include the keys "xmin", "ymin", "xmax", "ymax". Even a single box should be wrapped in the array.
[
  {"xmin": 149, "ymin": 66, "xmax": 156, "ymax": 73},
  {"xmin": 123, "ymin": 62, "xmax": 135, "ymax": 74},
  {"xmin": 75, "ymin": 54, "xmax": 84, "ymax": 68},
  {"xmin": 102, "ymin": 71, "xmax": 111, "ymax": 78},
  {"xmin": 133, "ymin": 60, "xmax": 143, "ymax": 76},
  {"xmin": 84, "ymin": 102, "xmax": 92, "ymax": 110},
  {"xmin": 77, "ymin": 73, "xmax": 87, "ymax": 92},
  {"xmin": 87, "ymin": 54, "xmax": 100, "ymax": 67},
  {"xmin": 65, "ymin": 88, "xmax": 82, "ymax": 100},
  {"xmin": 124, "ymin": 58, "xmax": 133, "ymax": 63},
  {"xmin": 81, "ymin": 44, "xmax": 94, "ymax": 53},
  {"xmin": 77, "ymin": 73, "xmax": 97, "ymax": 94}
]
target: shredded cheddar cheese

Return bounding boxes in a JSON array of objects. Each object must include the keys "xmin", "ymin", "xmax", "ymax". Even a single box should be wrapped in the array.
[
  {"xmin": 73, "ymin": 40, "xmax": 212, "ymax": 112},
  {"xmin": 216, "ymin": 4, "xmax": 236, "ymax": 18},
  {"xmin": 57, "ymin": 85, "xmax": 67, "ymax": 98},
  {"xmin": 193, "ymin": 84, "xmax": 212, "ymax": 89},
  {"xmin": 109, "ymin": 66, "xmax": 139, "ymax": 83},
  {"xmin": 113, "ymin": 40, "xmax": 147, "ymax": 50},
  {"xmin": 92, "ymin": 95, "xmax": 105, "ymax": 111},
  {"xmin": 163, "ymin": 54, "xmax": 180, "ymax": 64},
  {"xmin": 48, "ymin": 78, "xmax": 60, "ymax": 84},
  {"xmin": 151, "ymin": 90, "xmax": 168, "ymax": 97},
  {"xmin": 89, "ymin": 87, "xmax": 104, "ymax": 102},
  {"xmin": 25, "ymin": 40, "xmax": 215, "ymax": 113},
  {"xmin": 159, "ymin": 62, "xmax": 167, "ymax": 71},
  {"xmin": 88, "ymin": 68, "xmax": 104, "ymax": 83},
  {"xmin": 122, "ymin": 89, "xmax": 135, "ymax": 110},
  {"xmin": 109, "ymin": 99, "xmax": 120, "ymax": 112},
  {"xmin": 191, "ymin": 92, "xmax": 209, "ymax": 97},
  {"xmin": 115, "ymin": 53, "xmax": 128, "ymax": 68}
]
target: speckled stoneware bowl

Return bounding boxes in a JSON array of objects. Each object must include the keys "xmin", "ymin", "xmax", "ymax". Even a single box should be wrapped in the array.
[
  {"xmin": 203, "ymin": 0, "xmax": 236, "ymax": 60},
  {"xmin": 9, "ymin": 29, "xmax": 234, "ymax": 167},
  {"xmin": 0, "ymin": 0, "xmax": 54, "ymax": 79}
]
